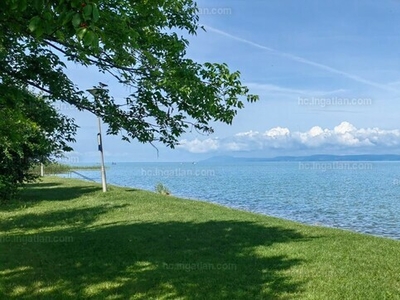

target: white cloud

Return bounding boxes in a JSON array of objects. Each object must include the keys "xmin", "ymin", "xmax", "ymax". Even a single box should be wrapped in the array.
[
  {"xmin": 333, "ymin": 121, "xmax": 357, "ymax": 134},
  {"xmin": 264, "ymin": 127, "xmax": 290, "ymax": 138},
  {"xmin": 177, "ymin": 138, "xmax": 220, "ymax": 153},
  {"xmin": 178, "ymin": 122, "xmax": 400, "ymax": 153},
  {"xmin": 235, "ymin": 130, "xmax": 259, "ymax": 138}
]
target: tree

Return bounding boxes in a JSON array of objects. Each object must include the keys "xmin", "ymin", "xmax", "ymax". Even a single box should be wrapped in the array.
[
  {"xmin": 0, "ymin": 86, "xmax": 77, "ymax": 200},
  {"xmin": 1, "ymin": 0, "xmax": 258, "ymax": 149},
  {"xmin": 1, "ymin": 1, "xmax": 258, "ymax": 198}
]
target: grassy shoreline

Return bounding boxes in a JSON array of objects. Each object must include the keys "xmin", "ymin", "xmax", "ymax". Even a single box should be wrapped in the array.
[
  {"xmin": 30, "ymin": 163, "xmax": 101, "ymax": 176},
  {"xmin": 1, "ymin": 177, "xmax": 399, "ymax": 299}
]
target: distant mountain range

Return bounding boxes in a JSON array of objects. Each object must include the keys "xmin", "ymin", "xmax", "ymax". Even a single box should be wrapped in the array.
[{"xmin": 202, "ymin": 154, "xmax": 400, "ymax": 163}]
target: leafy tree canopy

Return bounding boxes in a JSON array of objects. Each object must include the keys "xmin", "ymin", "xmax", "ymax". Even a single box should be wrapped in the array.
[
  {"xmin": 0, "ymin": 87, "xmax": 77, "ymax": 200},
  {"xmin": 1, "ymin": 0, "xmax": 258, "ymax": 148}
]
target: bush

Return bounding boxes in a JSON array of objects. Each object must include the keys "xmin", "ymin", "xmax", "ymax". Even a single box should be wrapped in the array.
[
  {"xmin": 155, "ymin": 183, "xmax": 171, "ymax": 195},
  {"xmin": 0, "ymin": 87, "xmax": 77, "ymax": 201},
  {"xmin": 0, "ymin": 175, "xmax": 18, "ymax": 202}
]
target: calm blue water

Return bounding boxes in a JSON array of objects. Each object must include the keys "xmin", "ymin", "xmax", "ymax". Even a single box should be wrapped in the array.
[{"xmin": 63, "ymin": 161, "xmax": 400, "ymax": 240}]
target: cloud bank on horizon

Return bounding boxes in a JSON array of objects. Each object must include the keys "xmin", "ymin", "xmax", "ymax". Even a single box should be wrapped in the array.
[{"xmin": 178, "ymin": 122, "xmax": 400, "ymax": 154}]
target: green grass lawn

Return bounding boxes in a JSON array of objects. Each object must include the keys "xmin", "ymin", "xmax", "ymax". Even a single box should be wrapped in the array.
[{"xmin": 0, "ymin": 177, "xmax": 399, "ymax": 299}]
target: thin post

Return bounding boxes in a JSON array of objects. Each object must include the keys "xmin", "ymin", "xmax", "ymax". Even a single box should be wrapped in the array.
[
  {"xmin": 87, "ymin": 87, "xmax": 108, "ymax": 193},
  {"xmin": 97, "ymin": 116, "xmax": 107, "ymax": 192}
]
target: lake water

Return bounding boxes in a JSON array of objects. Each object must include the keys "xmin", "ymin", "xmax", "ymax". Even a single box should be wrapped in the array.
[{"xmin": 63, "ymin": 161, "xmax": 400, "ymax": 240}]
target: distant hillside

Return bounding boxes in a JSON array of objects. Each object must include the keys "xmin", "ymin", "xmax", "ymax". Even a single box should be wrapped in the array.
[{"xmin": 201, "ymin": 154, "xmax": 400, "ymax": 163}]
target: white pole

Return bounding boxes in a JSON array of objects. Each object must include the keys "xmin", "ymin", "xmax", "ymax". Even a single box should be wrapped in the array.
[
  {"xmin": 87, "ymin": 87, "xmax": 108, "ymax": 193},
  {"xmin": 40, "ymin": 163, "xmax": 44, "ymax": 177},
  {"xmin": 97, "ymin": 116, "xmax": 107, "ymax": 192}
]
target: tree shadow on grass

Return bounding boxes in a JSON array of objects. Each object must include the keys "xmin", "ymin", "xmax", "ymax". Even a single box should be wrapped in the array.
[
  {"xmin": 0, "ymin": 220, "xmax": 310, "ymax": 299},
  {"xmin": 125, "ymin": 188, "xmax": 141, "ymax": 192},
  {"xmin": 0, "ymin": 204, "xmax": 128, "ymax": 232},
  {"xmin": 19, "ymin": 185, "xmax": 101, "ymax": 202},
  {"xmin": 24, "ymin": 182, "xmax": 62, "ymax": 188},
  {"xmin": 0, "ymin": 182, "xmax": 94, "ymax": 211}
]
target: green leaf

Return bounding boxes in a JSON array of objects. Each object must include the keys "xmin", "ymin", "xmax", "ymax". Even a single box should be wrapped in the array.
[
  {"xmin": 60, "ymin": 11, "xmax": 74, "ymax": 26},
  {"xmin": 10, "ymin": 1, "xmax": 18, "ymax": 10},
  {"xmin": 92, "ymin": 4, "xmax": 100, "ymax": 22},
  {"xmin": 83, "ymin": 4, "xmax": 93, "ymax": 19},
  {"xmin": 83, "ymin": 31, "xmax": 94, "ymax": 46},
  {"xmin": 28, "ymin": 16, "xmax": 41, "ymax": 32},
  {"xmin": 70, "ymin": 0, "xmax": 79, "ymax": 8},
  {"xmin": 19, "ymin": 0, "xmax": 28, "ymax": 11},
  {"xmin": 91, "ymin": 33, "xmax": 99, "ymax": 48},
  {"xmin": 33, "ymin": 0, "xmax": 43, "ymax": 11},
  {"xmin": 72, "ymin": 13, "xmax": 81, "ymax": 28},
  {"xmin": 76, "ymin": 27, "xmax": 87, "ymax": 40}
]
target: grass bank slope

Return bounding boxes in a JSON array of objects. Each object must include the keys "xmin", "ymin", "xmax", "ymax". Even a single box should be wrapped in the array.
[{"xmin": 0, "ymin": 177, "xmax": 399, "ymax": 299}]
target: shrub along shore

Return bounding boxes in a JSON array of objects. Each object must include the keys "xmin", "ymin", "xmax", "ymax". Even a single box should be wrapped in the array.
[
  {"xmin": 0, "ymin": 177, "xmax": 399, "ymax": 299},
  {"xmin": 30, "ymin": 163, "xmax": 101, "ymax": 175}
]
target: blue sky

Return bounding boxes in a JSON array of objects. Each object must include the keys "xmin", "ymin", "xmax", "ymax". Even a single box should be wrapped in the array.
[{"xmin": 59, "ymin": 0, "xmax": 400, "ymax": 163}]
